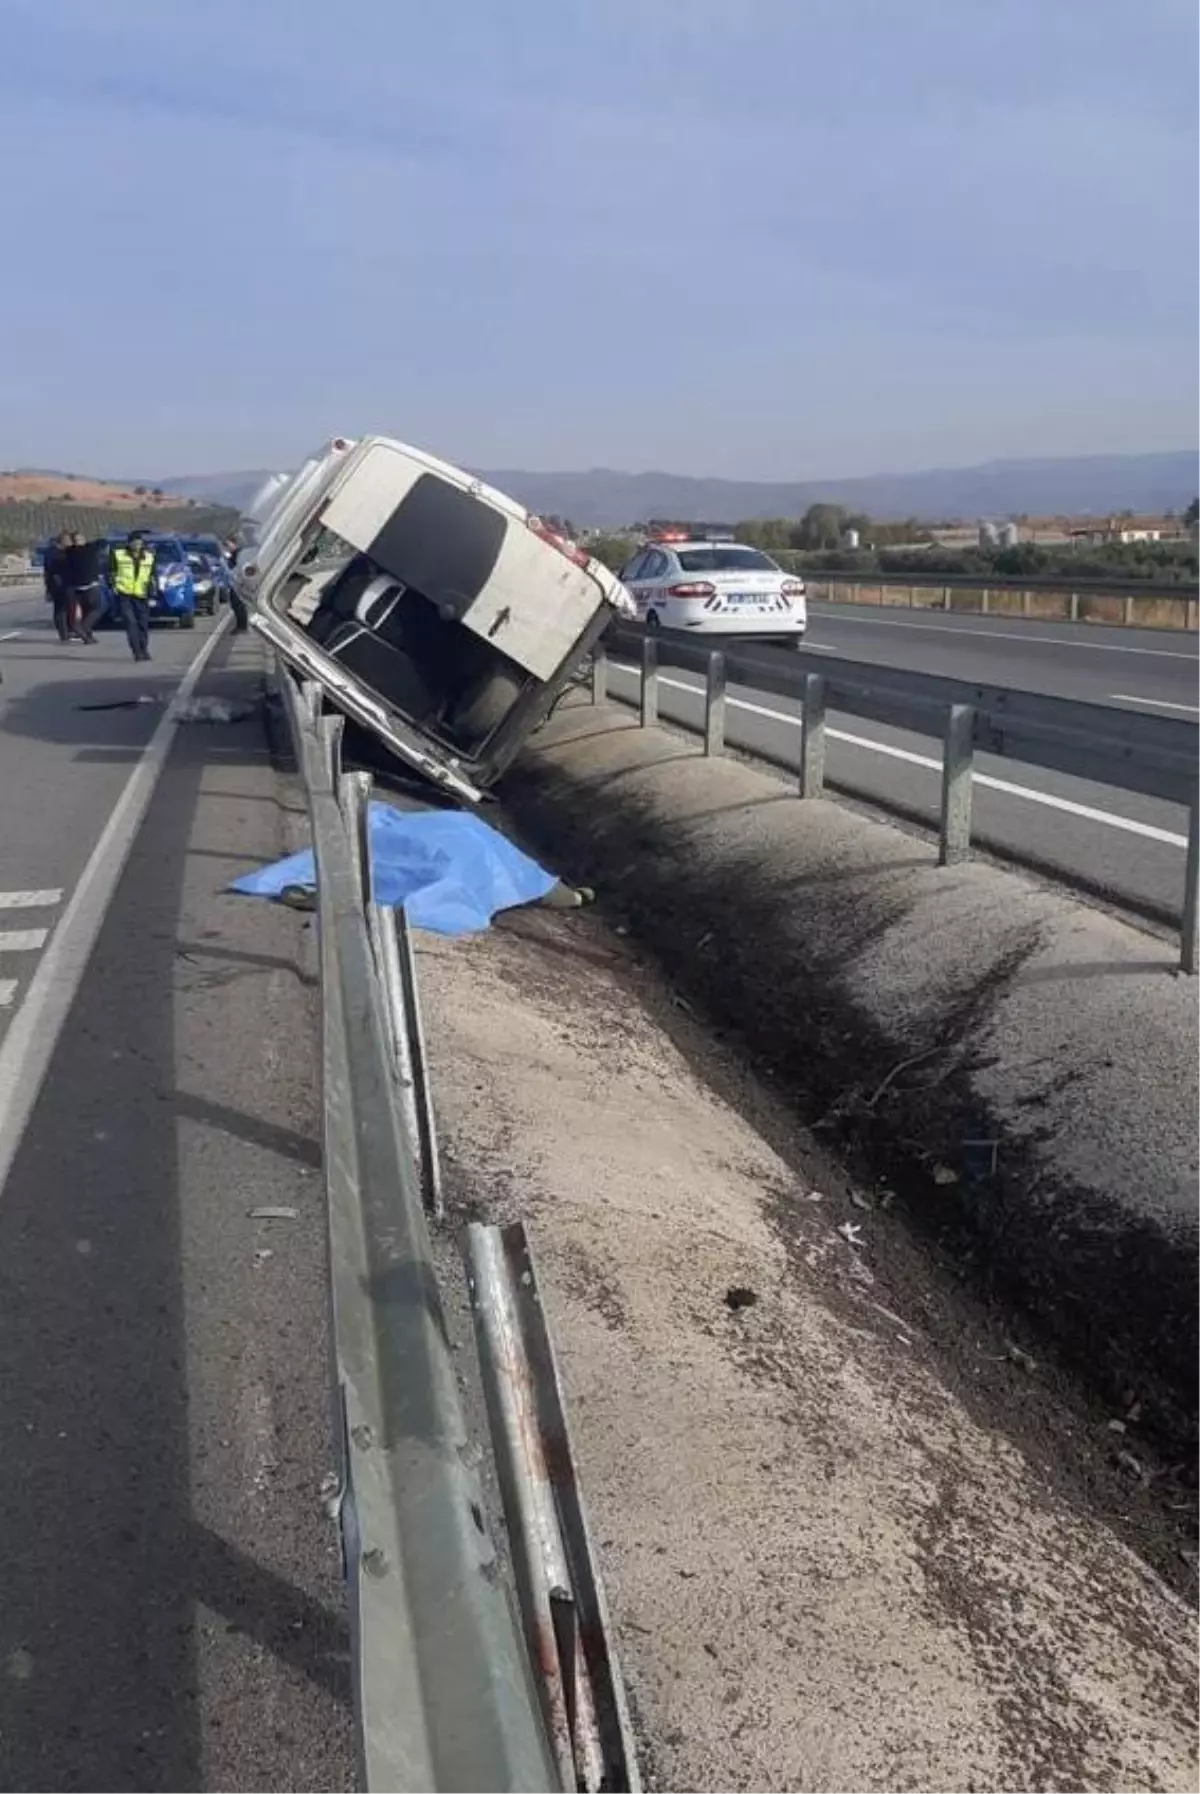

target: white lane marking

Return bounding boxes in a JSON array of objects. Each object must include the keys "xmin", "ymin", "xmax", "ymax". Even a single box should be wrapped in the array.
[
  {"xmin": 611, "ymin": 664, "xmax": 1190, "ymax": 850},
  {"xmin": 0, "ymin": 613, "xmax": 232, "ymax": 1194},
  {"xmin": 809, "ymin": 608, "xmax": 1196, "ymax": 658},
  {"xmin": 0, "ymin": 890, "xmax": 63, "ymax": 910},
  {"xmin": 0, "ymin": 982, "xmax": 16, "ymax": 1010},
  {"xmin": 0, "ymin": 931, "xmax": 49, "ymax": 952},
  {"xmin": 1109, "ymin": 693, "xmax": 1200, "ymax": 714},
  {"xmin": 0, "ymin": 630, "xmax": 22, "ymax": 642}
]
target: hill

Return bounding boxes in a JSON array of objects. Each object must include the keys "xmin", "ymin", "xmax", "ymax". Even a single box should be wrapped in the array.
[
  {"xmin": 0, "ymin": 470, "xmax": 205, "ymax": 509},
  {"xmin": 0, "ymin": 470, "xmax": 239, "ymax": 551},
  {"xmin": 477, "ymin": 450, "xmax": 1199, "ymax": 529},
  {"xmin": 154, "ymin": 449, "xmax": 1198, "ymax": 530}
]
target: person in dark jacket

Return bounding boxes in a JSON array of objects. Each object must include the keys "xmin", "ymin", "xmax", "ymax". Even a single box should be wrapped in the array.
[
  {"xmin": 62, "ymin": 532, "xmax": 103, "ymax": 644},
  {"xmin": 44, "ymin": 531, "xmax": 74, "ymax": 642}
]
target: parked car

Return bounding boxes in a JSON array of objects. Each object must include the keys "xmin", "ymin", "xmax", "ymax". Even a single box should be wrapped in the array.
[
  {"xmin": 180, "ymin": 535, "xmax": 231, "ymax": 614},
  {"xmin": 620, "ymin": 532, "xmax": 807, "ymax": 643},
  {"xmin": 244, "ymin": 433, "xmax": 635, "ymax": 800},
  {"xmin": 98, "ymin": 533, "xmax": 198, "ymax": 629}
]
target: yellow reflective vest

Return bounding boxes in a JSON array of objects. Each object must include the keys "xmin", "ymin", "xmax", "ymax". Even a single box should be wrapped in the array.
[{"xmin": 110, "ymin": 546, "xmax": 155, "ymax": 598}]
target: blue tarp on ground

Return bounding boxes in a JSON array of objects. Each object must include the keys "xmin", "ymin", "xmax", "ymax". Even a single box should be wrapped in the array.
[{"xmin": 231, "ymin": 802, "xmax": 557, "ymax": 935}]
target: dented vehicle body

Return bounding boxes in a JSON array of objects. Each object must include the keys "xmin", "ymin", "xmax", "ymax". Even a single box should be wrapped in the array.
[{"xmin": 246, "ymin": 435, "xmax": 633, "ymax": 801}]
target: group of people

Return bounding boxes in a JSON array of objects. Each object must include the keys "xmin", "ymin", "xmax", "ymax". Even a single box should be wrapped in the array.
[
  {"xmin": 42, "ymin": 530, "xmax": 106, "ymax": 647},
  {"xmin": 43, "ymin": 529, "xmax": 247, "ymax": 663}
]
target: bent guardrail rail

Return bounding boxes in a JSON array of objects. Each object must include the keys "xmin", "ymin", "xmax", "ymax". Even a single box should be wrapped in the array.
[
  {"xmin": 595, "ymin": 623, "xmax": 1200, "ymax": 972},
  {"xmin": 277, "ymin": 669, "xmax": 558, "ymax": 1792}
]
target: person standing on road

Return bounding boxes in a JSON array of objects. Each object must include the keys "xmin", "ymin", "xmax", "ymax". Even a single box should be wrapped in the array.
[
  {"xmin": 44, "ymin": 531, "xmax": 75, "ymax": 643},
  {"xmin": 226, "ymin": 540, "xmax": 249, "ymax": 633},
  {"xmin": 63, "ymin": 532, "xmax": 103, "ymax": 644},
  {"xmin": 108, "ymin": 529, "xmax": 157, "ymax": 662}
]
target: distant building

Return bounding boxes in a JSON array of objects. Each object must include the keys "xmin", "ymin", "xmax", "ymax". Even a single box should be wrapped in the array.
[{"xmin": 1068, "ymin": 516, "xmax": 1185, "ymax": 546}]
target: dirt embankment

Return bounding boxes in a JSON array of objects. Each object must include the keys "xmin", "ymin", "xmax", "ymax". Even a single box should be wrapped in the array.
[
  {"xmin": 418, "ymin": 898, "xmax": 1197, "ymax": 1794},
  {"xmin": 495, "ymin": 702, "xmax": 1198, "ymax": 1536}
]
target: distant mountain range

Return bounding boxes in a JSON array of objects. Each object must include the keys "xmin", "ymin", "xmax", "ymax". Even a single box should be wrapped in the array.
[{"xmin": 152, "ymin": 448, "xmax": 1198, "ymax": 527}]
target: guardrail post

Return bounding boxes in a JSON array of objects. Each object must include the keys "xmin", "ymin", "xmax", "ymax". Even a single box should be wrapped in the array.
[
  {"xmin": 1122, "ymin": 594, "xmax": 1134, "ymax": 627},
  {"xmin": 640, "ymin": 635, "xmax": 658, "ymax": 727},
  {"xmin": 1182, "ymin": 798, "xmax": 1199, "ymax": 975},
  {"xmin": 942, "ymin": 587, "xmax": 951, "ymax": 611},
  {"xmin": 704, "ymin": 652, "xmax": 726, "ymax": 755},
  {"xmin": 980, "ymin": 588, "xmax": 990, "ymax": 615},
  {"xmin": 1069, "ymin": 593, "xmax": 1080, "ymax": 622},
  {"xmin": 591, "ymin": 642, "xmax": 608, "ymax": 704},
  {"xmin": 1021, "ymin": 590, "xmax": 1032, "ymax": 617},
  {"xmin": 799, "ymin": 674, "xmax": 827, "ymax": 798},
  {"xmin": 939, "ymin": 704, "xmax": 975, "ymax": 866}
]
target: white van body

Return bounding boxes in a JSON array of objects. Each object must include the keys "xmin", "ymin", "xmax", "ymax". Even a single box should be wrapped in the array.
[
  {"xmin": 247, "ymin": 433, "xmax": 633, "ymax": 799},
  {"xmin": 235, "ymin": 438, "xmax": 357, "ymax": 599}
]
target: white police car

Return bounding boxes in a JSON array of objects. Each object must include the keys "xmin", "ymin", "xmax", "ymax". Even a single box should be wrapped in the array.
[{"xmin": 620, "ymin": 532, "xmax": 806, "ymax": 642}]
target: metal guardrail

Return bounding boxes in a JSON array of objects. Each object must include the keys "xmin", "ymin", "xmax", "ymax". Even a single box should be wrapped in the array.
[
  {"xmin": 278, "ymin": 666, "xmax": 639, "ymax": 1791},
  {"xmin": 277, "ymin": 669, "xmax": 559, "ymax": 1792},
  {"xmin": 596, "ymin": 624, "xmax": 1200, "ymax": 972}
]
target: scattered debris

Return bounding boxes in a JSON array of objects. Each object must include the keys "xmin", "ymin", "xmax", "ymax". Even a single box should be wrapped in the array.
[
  {"xmin": 847, "ymin": 1258, "xmax": 875, "ymax": 1288},
  {"xmin": 253, "ymin": 1248, "xmax": 274, "ymax": 1265},
  {"xmin": 1004, "ymin": 1340, "xmax": 1037, "ymax": 1374},
  {"xmin": 1107, "ymin": 1418, "xmax": 1128, "ymax": 1435},
  {"xmin": 176, "ymin": 695, "xmax": 255, "ymax": 723},
  {"xmin": 931, "ymin": 1163, "xmax": 959, "ymax": 1186},
  {"xmin": 863, "ymin": 1044, "xmax": 940, "ymax": 1110},
  {"xmin": 249, "ymin": 1205, "xmax": 299, "ymax": 1221},
  {"xmin": 1115, "ymin": 1449, "xmax": 1148, "ymax": 1482},
  {"xmin": 806, "ymin": 1189, "xmax": 825, "ymax": 1203},
  {"xmin": 849, "ymin": 1190, "xmax": 874, "ymax": 1211},
  {"xmin": 724, "ymin": 1285, "xmax": 759, "ymax": 1311},
  {"xmin": 836, "ymin": 1221, "xmax": 864, "ymax": 1249},
  {"xmin": 75, "ymin": 693, "xmax": 253, "ymax": 722}
]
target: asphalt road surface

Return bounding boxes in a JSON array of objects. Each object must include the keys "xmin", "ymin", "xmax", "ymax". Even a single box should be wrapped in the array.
[
  {"xmin": 0, "ymin": 587, "xmax": 353, "ymax": 1790},
  {"xmin": 607, "ymin": 602, "xmax": 1198, "ymax": 925}
]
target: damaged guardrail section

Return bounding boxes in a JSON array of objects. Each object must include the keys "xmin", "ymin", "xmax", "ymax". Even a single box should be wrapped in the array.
[
  {"xmin": 278, "ymin": 667, "xmax": 639, "ymax": 1793},
  {"xmin": 597, "ymin": 622, "xmax": 1200, "ymax": 972},
  {"xmin": 278, "ymin": 670, "xmax": 558, "ymax": 1793}
]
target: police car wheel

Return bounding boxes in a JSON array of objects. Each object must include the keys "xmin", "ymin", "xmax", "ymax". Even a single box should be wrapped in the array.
[{"xmin": 178, "ymin": 613, "xmax": 197, "ymax": 630}]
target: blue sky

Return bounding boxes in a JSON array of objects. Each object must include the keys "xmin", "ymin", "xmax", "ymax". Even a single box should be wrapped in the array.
[{"xmin": 0, "ymin": 0, "xmax": 1195, "ymax": 480}]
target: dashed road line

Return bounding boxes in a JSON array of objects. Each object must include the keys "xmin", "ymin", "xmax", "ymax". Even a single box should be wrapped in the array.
[
  {"xmin": 0, "ymin": 890, "xmax": 63, "ymax": 910},
  {"xmin": 0, "ymin": 930, "xmax": 50, "ymax": 953},
  {"xmin": 0, "ymin": 982, "xmax": 16, "ymax": 1010},
  {"xmin": 808, "ymin": 608, "xmax": 1196, "ymax": 658}
]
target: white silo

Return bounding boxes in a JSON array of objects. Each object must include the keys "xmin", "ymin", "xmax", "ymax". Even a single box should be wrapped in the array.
[
  {"xmin": 997, "ymin": 521, "xmax": 1019, "ymax": 549},
  {"xmin": 979, "ymin": 521, "xmax": 1000, "ymax": 548}
]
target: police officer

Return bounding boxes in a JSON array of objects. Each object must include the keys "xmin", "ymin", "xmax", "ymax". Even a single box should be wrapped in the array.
[{"xmin": 108, "ymin": 530, "xmax": 157, "ymax": 662}]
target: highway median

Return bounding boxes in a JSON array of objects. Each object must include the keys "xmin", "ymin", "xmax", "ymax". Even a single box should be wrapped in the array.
[{"xmin": 503, "ymin": 698, "xmax": 1199, "ymax": 1479}]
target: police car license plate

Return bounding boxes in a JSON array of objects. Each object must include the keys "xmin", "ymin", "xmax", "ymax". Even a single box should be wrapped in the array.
[{"xmin": 727, "ymin": 593, "xmax": 765, "ymax": 609}]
